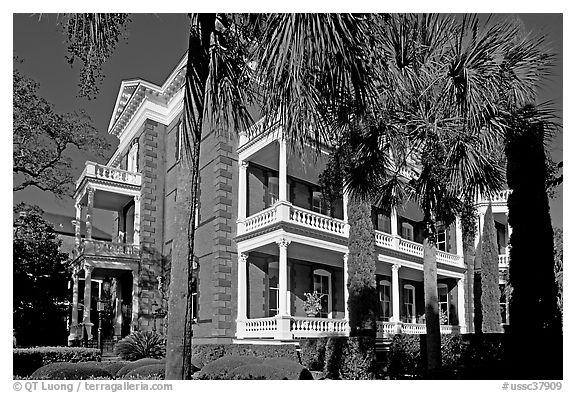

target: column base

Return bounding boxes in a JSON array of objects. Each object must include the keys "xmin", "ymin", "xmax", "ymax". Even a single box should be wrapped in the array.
[{"xmin": 274, "ymin": 315, "xmax": 293, "ymax": 340}]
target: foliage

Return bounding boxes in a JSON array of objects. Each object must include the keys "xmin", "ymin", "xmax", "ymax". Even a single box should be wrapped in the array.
[
  {"xmin": 123, "ymin": 364, "xmax": 166, "ymax": 379},
  {"xmin": 62, "ymin": 13, "xmax": 131, "ymax": 98},
  {"xmin": 302, "ymin": 291, "xmax": 323, "ymax": 316},
  {"xmin": 323, "ymin": 337, "xmax": 346, "ymax": 379},
  {"xmin": 264, "ymin": 357, "xmax": 314, "ymax": 380},
  {"xmin": 100, "ymin": 361, "xmax": 130, "ymax": 376},
  {"xmin": 31, "ymin": 362, "xmax": 111, "ymax": 380},
  {"xmin": 479, "ymin": 204, "xmax": 503, "ymax": 332},
  {"xmin": 197, "ymin": 356, "xmax": 262, "ymax": 380},
  {"xmin": 190, "ymin": 343, "xmax": 299, "ymax": 369},
  {"xmin": 347, "ymin": 196, "xmax": 379, "ymax": 336},
  {"xmin": 113, "ymin": 331, "xmax": 165, "ymax": 361},
  {"xmin": 386, "ymin": 334, "xmax": 424, "ymax": 378},
  {"xmin": 339, "ymin": 336, "xmax": 377, "ymax": 380},
  {"xmin": 505, "ymin": 105, "xmax": 562, "ymax": 378},
  {"xmin": 553, "ymin": 227, "xmax": 563, "ymax": 319},
  {"xmin": 13, "ymin": 347, "xmax": 101, "ymax": 377},
  {"xmin": 228, "ymin": 364, "xmax": 288, "ymax": 380},
  {"xmin": 13, "ymin": 204, "xmax": 71, "ymax": 347},
  {"xmin": 13, "ymin": 64, "xmax": 110, "ymax": 195},
  {"xmin": 298, "ymin": 338, "xmax": 327, "ymax": 371},
  {"xmin": 115, "ymin": 358, "xmax": 165, "ymax": 378}
]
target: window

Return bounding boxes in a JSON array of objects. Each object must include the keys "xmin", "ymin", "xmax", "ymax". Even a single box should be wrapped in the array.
[
  {"xmin": 268, "ymin": 262, "xmax": 279, "ymax": 317},
  {"xmin": 403, "ymin": 284, "xmax": 416, "ymax": 323},
  {"xmin": 438, "ymin": 283, "xmax": 449, "ymax": 324},
  {"xmin": 379, "ymin": 280, "xmax": 392, "ymax": 321},
  {"xmin": 401, "ymin": 222, "xmax": 414, "ymax": 241},
  {"xmin": 267, "ymin": 176, "xmax": 279, "ymax": 206},
  {"xmin": 127, "ymin": 141, "xmax": 139, "ymax": 172},
  {"xmin": 436, "ymin": 223, "xmax": 446, "ymax": 251},
  {"xmin": 312, "ymin": 191, "xmax": 330, "ymax": 216},
  {"xmin": 313, "ymin": 269, "xmax": 331, "ymax": 318}
]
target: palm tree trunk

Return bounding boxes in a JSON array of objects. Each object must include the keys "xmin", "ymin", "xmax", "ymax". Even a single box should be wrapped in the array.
[{"xmin": 423, "ymin": 216, "xmax": 441, "ymax": 371}]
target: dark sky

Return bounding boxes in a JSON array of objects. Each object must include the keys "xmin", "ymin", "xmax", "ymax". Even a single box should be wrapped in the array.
[{"xmin": 12, "ymin": 13, "xmax": 563, "ymax": 229}]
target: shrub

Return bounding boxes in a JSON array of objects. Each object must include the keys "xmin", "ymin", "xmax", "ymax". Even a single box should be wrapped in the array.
[
  {"xmin": 323, "ymin": 337, "xmax": 346, "ymax": 379},
  {"xmin": 114, "ymin": 331, "xmax": 165, "ymax": 361},
  {"xmin": 298, "ymin": 338, "xmax": 327, "ymax": 371},
  {"xmin": 191, "ymin": 344, "xmax": 298, "ymax": 369},
  {"xmin": 13, "ymin": 347, "xmax": 101, "ymax": 377},
  {"xmin": 31, "ymin": 362, "xmax": 111, "ymax": 380},
  {"xmin": 124, "ymin": 364, "xmax": 165, "ymax": 379},
  {"xmin": 197, "ymin": 356, "xmax": 262, "ymax": 380},
  {"xmin": 386, "ymin": 335, "xmax": 423, "ymax": 379},
  {"xmin": 116, "ymin": 358, "xmax": 165, "ymax": 378},
  {"xmin": 339, "ymin": 336, "xmax": 376, "ymax": 380},
  {"xmin": 264, "ymin": 357, "xmax": 313, "ymax": 380},
  {"xmin": 101, "ymin": 361, "xmax": 131, "ymax": 377},
  {"xmin": 229, "ymin": 364, "xmax": 288, "ymax": 380}
]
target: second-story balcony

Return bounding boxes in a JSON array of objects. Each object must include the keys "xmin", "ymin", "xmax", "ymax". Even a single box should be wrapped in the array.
[{"xmin": 237, "ymin": 201, "xmax": 464, "ymax": 269}]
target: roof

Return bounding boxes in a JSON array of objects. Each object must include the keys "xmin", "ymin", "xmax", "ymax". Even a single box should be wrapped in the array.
[{"xmin": 42, "ymin": 212, "xmax": 113, "ymax": 242}]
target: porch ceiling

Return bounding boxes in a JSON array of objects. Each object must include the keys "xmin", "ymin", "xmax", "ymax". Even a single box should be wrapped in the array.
[
  {"xmin": 78, "ymin": 189, "xmax": 134, "ymax": 211},
  {"xmin": 249, "ymin": 241, "xmax": 345, "ymax": 268}
]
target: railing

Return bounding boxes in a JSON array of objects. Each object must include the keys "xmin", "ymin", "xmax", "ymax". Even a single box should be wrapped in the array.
[
  {"xmin": 290, "ymin": 206, "xmax": 347, "ymax": 236},
  {"xmin": 291, "ymin": 317, "xmax": 348, "ymax": 338},
  {"xmin": 77, "ymin": 162, "xmax": 142, "ymax": 188},
  {"xmin": 239, "ymin": 317, "xmax": 278, "ymax": 338},
  {"xmin": 437, "ymin": 250, "xmax": 464, "ymax": 267},
  {"xmin": 243, "ymin": 206, "xmax": 277, "ymax": 232},
  {"xmin": 398, "ymin": 238, "xmax": 424, "ymax": 257},
  {"xmin": 478, "ymin": 189, "xmax": 511, "ymax": 205},
  {"xmin": 402, "ymin": 323, "xmax": 427, "ymax": 335},
  {"xmin": 499, "ymin": 253, "xmax": 509, "ymax": 268},
  {"xmin": 375, "ymin": 231, "xmax": 395, "ymax": 248},
  {"xmin": 81, "ymin": 239, "xmax": 140, "ymax": 258},
  {"xmin": 376, "ymin": 321, "xmax": 399, "ymax": 336}
]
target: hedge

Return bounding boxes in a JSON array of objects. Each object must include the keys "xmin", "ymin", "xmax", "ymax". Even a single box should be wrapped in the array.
[
  {"xmin": 229, "ymin": 364, "xmax": 288, "ymax": 380},
  {"xmin": 13, "ymin": 347, "xmax": 101, "ymax": 377},
  {"xmin": 116, "ymin": 358, "xmax": 165, "ymax": 378},
  {"xmin": 197, "ymin": 356, "xmax": 262, "ymax": 380},
  {"xmin": 30, "ymin": 362, "xmax": 111, "ymax": 380},
  {"xmin": 124, "ymin": 364, "xmax": 166, "ymax": 379},
  {"xmin": 191, "ymin": 344, "xmax": 298, "ymax": 369},
  {"xmin": 264, "ymin": 357, "xmax": 313, "ymax": 380}
]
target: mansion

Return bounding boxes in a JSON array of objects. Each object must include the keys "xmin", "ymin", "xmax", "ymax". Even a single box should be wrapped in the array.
[{"xmin": 67, "ymin": 56, "xmax": 511, "ymax": 345}]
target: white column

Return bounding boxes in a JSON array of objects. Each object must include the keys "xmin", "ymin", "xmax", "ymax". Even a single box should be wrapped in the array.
[
  {"xmin": 131, "ymin": 269, "xmax": 139, "ymax": 333},
  {"xmin": 86, "ymin": 187, "xmax": 95, "ymax": 240},
  {"xmin": 68, "ymin": 268, "xmax": 80, "ymax": 343},
  {"xmin": 74, "ymin": 203, "xmax": 82, "ymax": 249},
  {"xmin": 237, "ymin": 253, "xmax": 248, "ymax": 321},
  {"xmin": 455, "ymin": 217, "xmax": 464, "ymax": 257},
  {"xmin": 133, "ymin": 195, "xmax": 141, "ymax": 246},
  {"xmin": 390, "ymin": 207, "xmax": 399, "ymax": 248},
  {"xmin": 343, "ymin": 253, "xmax": 349, "ymax": 321},
  {"xmin": 82, "ymin": 265, "xmax": 94, "ymax": 340},
  {"xmin": 238, "ymin": 161, "xmax": 248, "ymax": 220},
  {"xmin": 457, "ymin": 278, "xmax": 467, "ymax": 333},
  {"xmin": 277, "ymin": 238, "xmax": 290, "ymax": 316},
  {"xmin": 114, "ymin": 278, "xmax": 123, "ymax": 337},
  {"xmin": 278, "ymin": 138, "xmax": 288, "ymax": 201},
  {"xmin": 391, "ymin": 264, "xmax": 401, "ymax": 323}
]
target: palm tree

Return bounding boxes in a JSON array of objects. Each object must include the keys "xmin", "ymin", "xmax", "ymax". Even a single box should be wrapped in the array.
[{"xmin": 334, "ymin": 14, "xmax": 554, "ymax": 371}]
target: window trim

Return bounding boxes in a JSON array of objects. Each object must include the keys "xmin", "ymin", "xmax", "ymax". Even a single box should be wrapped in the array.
[
  {"xmin": 313, "ymin": 268, "xmax": 332, "ymax": 318},
  {"xmin": 379, "ymin": 279, "xmax": 392, "ymax": 321},
  {"xmin": 438, "ymin": 283, "xmax": 449, "ymax": 324},
  {"xmin": 402, "ymin": 222, "xmax": 414, "ymax": 241},
  {"xmin": 403, "ymin": 284, "xmax": 416, "ymax": 323}
]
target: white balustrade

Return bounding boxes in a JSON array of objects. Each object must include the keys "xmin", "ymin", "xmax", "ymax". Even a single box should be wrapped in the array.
[
  {"xmin": 242, "ymin": 206, "xmax": 278, "ymax": 233},
  {"xmin": 479, "ymin": 189, "xmax": 511, "ymax": 205},
  {"xmin": 499, "ymin": 254, "xmax": 509, "ymax": 268},
  {"xmin": 82, "ymin": 240, "xmax": 139, "ymax": 258},
  {"xmin": 290, "ymin": 317, "xmax": 348, "ymax": 338},
  {"xmin": 375, "ymin": 231, "xmax": 395, "ymax": 248},
  {"xmin": 440, "ymin": 325, "xmax": 461, "ymax": 335},
  {"xmin": 398, "ymin": 238, "xmax": 424, "ymax": 257},
  {"xmin": 239, "ymin": 317, "xmax": 278, "ymax": 338},
  {"xmin": 376, "ymin": 321, "xmax": 399, "ymax": 337},
  {"xmin": 437, "ymin": 250, "xmax": 464, "ymax": 267},
  {"xmin": 402, "ymin": 323, "xmax": 427, "ymax": 335},
  {"xmin": 79, "ymin": 162, "xmax": 142, "ymax": 187},
  {"xmin": 290, "ymin": 206, "xmax": 346, "ymax": 236}
]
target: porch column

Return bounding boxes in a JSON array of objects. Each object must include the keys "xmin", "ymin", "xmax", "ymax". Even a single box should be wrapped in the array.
[
  {"xmin": 131, "ymin": 268, "xmax": 139, "ymax": 332},
  {"xmin": 86, "ymin": 187, "xmax": 95, "ymax": 241},
  {"xmin": 457, "ymin": 278, "xmax": 467, "ymax": 333},
  {"xmin": 82, "ymin": 265, "xmax": 94, "ymax": 340},
  {"xmin": 278, "ymin": 138, "xmax": 288, "ymax": 201},
  {"xmin": 113, "ymin": 278, "xmax": 123, "ymax": 337},
  {"xmin": 238, "ymin": 161, "xmax": 248, "ymax": 220},
  {"xmin": 133, "ymin": 195, "xmax": 140, "ymax": 246},
  {"xmin": 391, "ymin": 264, "xmax": 401, "ymax": 323},
  {"xmin": 390, "ymin": 207, "xmax": 399, "ymax": 248},
  {"xmin": 68, "ymin": 268, "xmax": 80, "ymax": 343},
  {"xmin": 343, "ymin": 189, "xmax": 350, "ymax": 236},
  {"xmin": 237, "ymin": 253, "xmax": 248, "ymax": 321},
  {"xmin": 343, "ymin": 253, "xmax": 349, "ymax": 321},
  {"xmin": 74, "ymin": 203, "xmax": 82, "ymax": 249},
  {"xmin": 275, "ymin": 237, "xmax": 292, "ymax": 340},
  {"xmin": 455, "ymin": 216, "xmax": 464, "ymax": 257}
]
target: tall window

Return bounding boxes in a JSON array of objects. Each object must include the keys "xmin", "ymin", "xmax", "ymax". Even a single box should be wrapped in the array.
[
  {"xmin": 267, "ymin": 175, "xmax": 279, "ymax": 206},
  {"xmin": 403, "ymin": 284, "xmax": 416, "ymax": 323},
  {"xmin": 436, "ymin": 223, "xmax": 446, "ymax": 251},
  {"xmin": 499, "ymin": 284, "xmax": 509, "ymax": 324},
  {"xmin": 312, "ymin": 191, "xmax": 330, "ymax": 216},
  {"xmin": 268, "ymin": 262, "xmax": 279, "ymax": 316},
  {"xmin": 438, "ymin": 283, "xmax": 449, "ymax": 324},
  {"xmin": 127, "ymin": 141, "xmax": 138, "ymax": 172},
  {"xmin": 401, "ymin": 222, "xmax": 414, "ymax": 241},
  {"xmin": 379, "ymin": 280, "xmax": 392, "ymax": 321},
  {"xmin": 313, "ymin": 269, "xmax": 331, "ymax": 318}
]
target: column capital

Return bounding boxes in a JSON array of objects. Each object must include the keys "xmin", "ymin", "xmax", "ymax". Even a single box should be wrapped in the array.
[
  {"xmin": 343, "ymin": 252, "xmax": 349, "ymax": 262},
  {"xmin": 134, "ymin": 195, "xmax": 141, "ymax": 202},
  {"xmin": 239, "ymin": 160, "xmax": 249, "ymax": 169},
  {"xmin": 238, "ymin": 253, "xmax": 249, "ymax": 263},
  {"xmin": 86, "ymin": 186, "xmax": 95, "ymax": 196},
  {"xmin": 392, "ymin": 263, "xmax": 401, "ymax": 272},
  {"xmin": 84, "ymin": 265, "xmax": 94, "ymax": 274},
  {"xmin": 276, "ymin": 237, "xmax": 291, "ymax": 249},
  {"xmin": 71, "ymin": 269, "xmax": 79, "ymax": 279}
]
